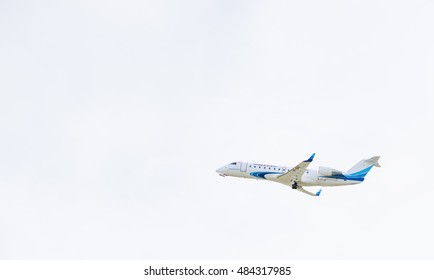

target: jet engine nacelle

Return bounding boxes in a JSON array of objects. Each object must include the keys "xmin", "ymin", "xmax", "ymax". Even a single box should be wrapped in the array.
[{"xmin": 318, "ymin": 166, "xmax": 342, "ymax": 176}]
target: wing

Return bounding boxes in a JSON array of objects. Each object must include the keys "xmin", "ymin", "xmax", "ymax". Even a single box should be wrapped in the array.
[
  {"xmin": 276, "ymin": 153, "xmax": 315, "ymax": 185},
  {"xmin": 297, "ymin": 187, "xmax": 322, "ymax": 197}
]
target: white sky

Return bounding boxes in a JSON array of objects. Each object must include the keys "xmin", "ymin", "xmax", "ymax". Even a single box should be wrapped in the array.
[{"xmin": 1, "ymin": 0, "xmax": 433, "ymax": 259}]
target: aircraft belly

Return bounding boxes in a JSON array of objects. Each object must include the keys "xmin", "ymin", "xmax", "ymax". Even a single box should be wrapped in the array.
[
  {"xmin": 316, "ymin": 177, "xmax": 359, "ymax": 186},
  {"xmin": 300, "ymin": 178, "xmax": 317, "ymax": 186}
]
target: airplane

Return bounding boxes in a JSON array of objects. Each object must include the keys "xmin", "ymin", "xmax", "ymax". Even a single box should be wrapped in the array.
[{"xmin": 216, "ymin": 153, "xmax": 380, "ymax": 196}]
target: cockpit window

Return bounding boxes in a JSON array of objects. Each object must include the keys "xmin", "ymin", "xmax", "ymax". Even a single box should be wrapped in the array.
[{"xmin": 230, "ymin": 162, "xmax": 237, "ymax": 165}]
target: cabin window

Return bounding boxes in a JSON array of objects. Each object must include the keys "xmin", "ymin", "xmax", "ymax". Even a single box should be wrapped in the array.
[{"xmin": 230, "ymin": 162, "xmax": 236, "ymax": 165}]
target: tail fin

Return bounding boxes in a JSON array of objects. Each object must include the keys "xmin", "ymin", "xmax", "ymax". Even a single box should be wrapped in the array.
[{"xmin": 344, "ymin": 156, "xmax": 381, "ymax": 179}]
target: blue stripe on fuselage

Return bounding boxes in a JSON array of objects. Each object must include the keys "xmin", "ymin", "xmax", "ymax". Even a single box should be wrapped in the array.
[
  {"xmin": 319, "ymin": 174, "xmax": 365, "ymax": 182},
  {"xmin": 250, "ymin": 172, "xmax": 283, "ymax": 179}
]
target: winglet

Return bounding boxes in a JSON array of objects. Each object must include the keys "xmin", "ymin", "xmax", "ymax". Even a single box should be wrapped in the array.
[
  {"xmin": 315, "ymin": 189, "xmax": 322, "ymax": 196},
  {"xmin": 305, "ymin": 153, "xmax": 315, "ymax": 163}
]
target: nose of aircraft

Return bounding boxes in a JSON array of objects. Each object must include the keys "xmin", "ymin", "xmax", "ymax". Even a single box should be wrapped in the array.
[{"xmin": 216, "ymin": 166, "xmax": 226, "ymax": 176}]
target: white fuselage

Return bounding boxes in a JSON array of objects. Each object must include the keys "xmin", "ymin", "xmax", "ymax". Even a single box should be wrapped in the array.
[{"xmin": 216, "ymin": 162, "xmax": 362, "ymax": 187}]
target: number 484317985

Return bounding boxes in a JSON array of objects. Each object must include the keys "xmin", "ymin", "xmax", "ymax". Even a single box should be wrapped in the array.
[{"xmin": 237, "ymin": 267, "xmax": 291, "ymax": 276}]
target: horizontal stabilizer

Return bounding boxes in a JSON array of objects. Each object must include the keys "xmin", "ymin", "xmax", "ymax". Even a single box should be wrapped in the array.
[
  {"xmin": 373, "ymin": 157, "xmax": 381, "ymax": 167},
  {"xmin": 368, "ymin": 156, "xmax": 381, "ymax": 167}
]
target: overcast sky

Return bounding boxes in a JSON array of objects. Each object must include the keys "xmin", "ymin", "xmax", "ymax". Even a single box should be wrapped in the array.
[{"xmin": 1, "ymin": 0, "xmax": 433, "ymax": 259}]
